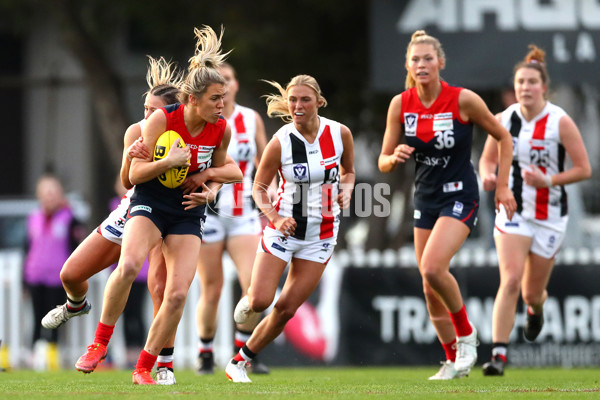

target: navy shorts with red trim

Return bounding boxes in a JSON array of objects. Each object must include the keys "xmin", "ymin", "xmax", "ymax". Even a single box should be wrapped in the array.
[{"xmin": 414, "ymin": 197, "xmax": 479, "ymax": 231}]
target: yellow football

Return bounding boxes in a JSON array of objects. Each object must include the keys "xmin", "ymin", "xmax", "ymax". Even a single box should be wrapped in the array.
[{"xmin": 153, "ymin": 130, "xmax": 189, "ymax": 188}]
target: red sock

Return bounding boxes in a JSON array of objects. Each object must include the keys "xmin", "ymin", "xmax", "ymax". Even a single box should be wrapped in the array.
[
  {"xmin": 449, "ymin": 305, "xmax": 473, "ymax": 337},
  {"xmin": 234, "ymin": 338, "xmax": 246, "ymax": 349},
  {"xmin": 442, "ymin": 339, "xmax": 457, "ymax": 362},
  {"xmin": 135, "ymin": 350, "xmax": 157, "ymax": 371},
  {"xmin": 93, "ymin": 322, "xmax": 115, "ymax": 346},
  {"xmin": 157, "ymin": 360, "xmax": 173, "ymax": 369},
  {"xmin": 233, "ymin": 352, "xmax": 245, "ymax": 363}
]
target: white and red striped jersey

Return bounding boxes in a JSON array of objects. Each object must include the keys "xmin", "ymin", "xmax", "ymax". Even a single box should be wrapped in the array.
[
  {"xmin": 214, "ymin": 104, "xmax": 258, "ymax": 217},
  {"xmin": 271, "ymin": 116, "xmax": 344, "ymax": 241},
  {"xmin": 500, "ymin": 102, "xmax": 568, "ymax": 223}
]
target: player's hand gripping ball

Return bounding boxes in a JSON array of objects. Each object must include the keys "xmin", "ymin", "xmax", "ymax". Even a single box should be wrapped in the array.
[{"xmin": 153, "ymin": 130, "xmax": 189, "ymax": 188}]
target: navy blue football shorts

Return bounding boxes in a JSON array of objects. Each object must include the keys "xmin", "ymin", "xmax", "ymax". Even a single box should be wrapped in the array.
[
  {"xmin": 128, "ymin": 196, "xmax": 205, "ymax": 239},
  {"xmin": 413, "ymin": 197, "xmax": 479, "ymax": 232}
]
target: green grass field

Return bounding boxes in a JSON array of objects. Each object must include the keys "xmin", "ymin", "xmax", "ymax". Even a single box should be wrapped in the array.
[{"xmin": 1, "ymin": 367, "xmax": 599, "ymax": 399}]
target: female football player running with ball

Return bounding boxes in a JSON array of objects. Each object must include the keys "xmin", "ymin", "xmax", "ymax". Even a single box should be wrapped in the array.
[
  {"xmin": 75, "ymin": 25, "xmax": 242, "ymax": 385},
  {"xmin": 41, "ymin": 56, "xmax": 179, "ymax": 334}
]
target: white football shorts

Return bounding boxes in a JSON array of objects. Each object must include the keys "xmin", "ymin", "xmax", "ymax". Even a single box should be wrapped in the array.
[
  {"xmin": 97, "ymin": 194, "xmax": 131, "ymax": 245},
  {"xmin": 494, "ymin": 205, "xmax": 568, "ymax": 259},
  {"xmin": 202, "ymin": 211, "xmax": 262, "ymax": 244},
  {"xmin": 258, "ymin": 226, "xmax": 336, "ymax": 264}
]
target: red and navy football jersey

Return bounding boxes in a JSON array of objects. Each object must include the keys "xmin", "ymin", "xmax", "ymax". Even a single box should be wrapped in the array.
[
  {"xmin": 400, "ymin": 81, "xmax": 478, "ymax": 204},
  {"xmin": 133, "ymin": 103, "xmax": 226, "ymax": 217}
]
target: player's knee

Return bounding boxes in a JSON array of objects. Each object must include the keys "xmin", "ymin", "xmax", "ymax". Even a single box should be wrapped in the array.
[
  {"xmin": 422, "ymin": 267, "xmax": 443, "ymax": 290},
  {"xmin": 248, "ymin": 295, "xmax": 271, "ymax": 313},
  {"xmin": 117, "ymin": 258, "xmax": 143, "ymax": 282},
  {"xmin": 272, "ymin": 303, "xmax": 296, "ymax": 324},
  {"xmin": 499, "ymin": 274, "xmax": 521, "ymax": 295},
  {"xmin": 165, "ymin": 289, "xmax": 188, "ymax": 310},
  {"xmin": 59, "ymin": 266, "xmax": 79, "ymax": 286},
  {"xmin": 201, "ymin": 284, "xmax": 223, "ymax": 305}
]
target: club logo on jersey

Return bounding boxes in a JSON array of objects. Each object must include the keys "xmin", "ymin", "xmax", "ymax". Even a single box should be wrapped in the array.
[
  {"xmin": 293, "ymin": 164, "xmax": 308, "ymax": 181},
  {"xmin": 404, "ymin": 113, "xmax": 418, "ymax": 136},
  {"xmin": 452, "ymin": 201, "xmax": 464, "ymax": 216}
]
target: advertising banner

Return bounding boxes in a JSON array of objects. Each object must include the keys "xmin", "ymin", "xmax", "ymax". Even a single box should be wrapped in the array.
[
  {"xmin": 261, "ymin": 262, "xmax": 600, "ymax": 367},
  {"xmin": 371, "ymin": 0, "xmax": 600, "ymax": 91}
]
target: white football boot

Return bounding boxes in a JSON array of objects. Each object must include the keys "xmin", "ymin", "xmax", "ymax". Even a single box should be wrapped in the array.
[
  {"xmin": 156, "ymin": 367, "xmax": 177, "ymax": 385},
  {"xmin": 234, "ymin": 296, "xmax": 257, "ymax": 325},
  {"xmin": 428, "ymin": 360, "xmax": 467, "ymax": 380},
  {"xmin": 454, "ymin": 324, "xmax": 479, "ymax": 374},
  {"xmin": 225, "ymin": 358, "xmax": 252, "ymax": 383},
  {"xmin": 42, "ymin": 301, "xmax": 91, "ymax": 329}
]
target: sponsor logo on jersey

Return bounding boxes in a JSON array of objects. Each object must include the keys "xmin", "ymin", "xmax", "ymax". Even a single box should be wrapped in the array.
[
  {"xmin": 415, "ymin": 153, "xmax": 451, "ymax": 168},
  {"xmin": 443, "ymin": 181, "xmax": 463, "ymax": 193},
  {"xmin": 505, "ymin": 221, "xmax": 519, "ymax": 227},
  {"xmin": 131, "ymin": 205, "xmax": 152, "ymax": 214},
  {"xmin": 293, "ymin": 164, "xmax": 308, "ymax": 180},
  {"xmin": 404, "ymin": 113, "xmax": 418, "ymax": 136},
  {"xmin": 105, "ymin": 225, "xmax": 122, "ymax": 237},
  {"xmin": 414, "ymin": 209, "xmax": 421, "ymax": 219},
  {"xmin": 529, "ymin": 139, "xmax": 548, "ymax": 150},
  {"xmin": 197, "ymin": 150, "xmax": 212, "ymax": 163},
  {"xmin": 433, "ymin": 115, "xmax": 453, "ymax": 131},
  {"xmin": 324, "ymin": 155, "xmax": 340, "ymax": 164},
  {"xmin": 271, "ymin": 242, "xmax": 286, "ymax": 252},
  {"xmin": 309, "ymin": 149, "xmax": 319, "ymax": 154},
  {"xmin": 452, "ymin": 201, "xmax": 464, "ymax": 216},
  {"xmin": 187, "ymin": 144, "xmax": 216, "ymax": 151}
]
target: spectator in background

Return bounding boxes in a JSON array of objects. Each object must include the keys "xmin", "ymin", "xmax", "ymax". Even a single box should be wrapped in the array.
[
  {"xmin": 378, "ymin": 30, "xmax": 516, "ymax": 380},
  {"xmin": 24, "ymin": 173, "xmax": 85, "ymax": 370},
  {"xmin": 479, "ymin": 45, "xmax": 591, "ymax": 376}
]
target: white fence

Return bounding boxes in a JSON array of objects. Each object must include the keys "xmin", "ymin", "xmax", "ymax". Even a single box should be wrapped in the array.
[{"xmin": 0, "ymin": 249, "xmax": 238, "ymax": 370}]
